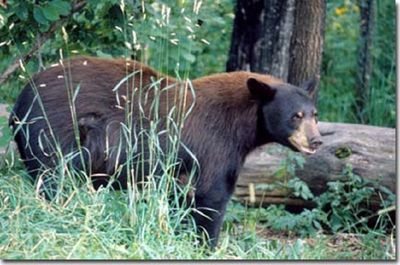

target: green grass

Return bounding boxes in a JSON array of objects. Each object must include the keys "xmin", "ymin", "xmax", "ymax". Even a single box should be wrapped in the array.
[
  {"xmin": 0, "ymin": 148, "xmax": 395, "ymax": 260},
  {"xmin": 0, "ymin": 185, "xmax": 395, "ymax": 259},
  {"xmin": 0, "ymin": 176, "xmax": 395, "ymax": 260}
]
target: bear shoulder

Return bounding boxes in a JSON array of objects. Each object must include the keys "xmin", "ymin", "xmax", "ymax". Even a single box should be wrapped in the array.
[{"xmin": 192, "ymin": 71, "xmax": 284, "ymax": 101}]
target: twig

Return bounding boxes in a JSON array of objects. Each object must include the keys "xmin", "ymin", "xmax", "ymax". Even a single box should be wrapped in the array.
[{"xmin": 340, "ymin": 204, "xmax": 395, "ymax": 233}]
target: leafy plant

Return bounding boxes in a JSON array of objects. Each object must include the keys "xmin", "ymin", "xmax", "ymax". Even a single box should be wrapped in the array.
[
  {"xmin": 274, "ymin": 150, "xmax": 306, "ymax": 181},
  {"xmin": 264, "ymin": 205, "xmax": 327, "ymax": 237},
  {"xmin": 316, "ymin": 164, "xmax": 394, "ymax": 233},
  {"xmin": 252, "ymin": 149, "xmax": 394, "ymax": 238},
  {"xmin": 263, "ymin": 150, "xmax": 313, "ymax": 201},
  {"xmin": 287, "ymin": 177, "xmax": 314, "ymax": 201}
]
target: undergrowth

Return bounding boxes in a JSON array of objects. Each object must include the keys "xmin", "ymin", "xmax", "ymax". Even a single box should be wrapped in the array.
[
  {"xmin": 0, "ymin": 139, "xmax": 396, "ymax": 259},
  {"xmin": 0, "ymin": 166, "xmax": 396, "ymax": 259}
]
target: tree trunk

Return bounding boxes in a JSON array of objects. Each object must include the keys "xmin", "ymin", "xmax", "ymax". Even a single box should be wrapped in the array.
[
  {"xmin": 355, "ymin": 0, "xmax": 375, "ymax": 123},
  {"xmin": 227, "ymin": 0, "xmax": 326, "ymax": 100},
  {"xmin": 234, "ymin": 122, "xmax": 395, "ymax": 212},
  {"xmin": 255, "ymin": 0, "xmax": 295, "ymax": 80},
  {"xmin": 226, "ymin": 0, "xmax": 296, "ymax": 81},
  {"xmin": 288, "ymin": 0, "xmax": 326, "ymax": 102},
  {"xmin": 226, "ymin": 0, "xmax": 264, "ymax": 72}
]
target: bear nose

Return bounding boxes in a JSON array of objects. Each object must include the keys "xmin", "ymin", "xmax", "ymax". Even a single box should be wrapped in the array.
[{"xmin": 310, "ymin": 136, "xmax": 323, "ymax": 149}]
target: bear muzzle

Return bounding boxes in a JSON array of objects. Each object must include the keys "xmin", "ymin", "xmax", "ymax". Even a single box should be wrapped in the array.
[{"xmin": 288, "ymin": 119, "xmax": 322, "ymax": 155}]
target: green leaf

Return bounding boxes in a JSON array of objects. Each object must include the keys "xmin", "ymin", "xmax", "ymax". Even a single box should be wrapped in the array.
[
  {"xmin": 42, "ymin": 4, "xmax": 60, "ymax": 21},
  {"xmin": 50, "ymin": 0, "xmax": 71, "ymax": 16},
  {"xmin": 14, "ymin": 4, "xmax": 29, "ymax": 21},
  {"xmin": 330, "ymin": 214, "xmax": 343, "ymax": 232},
  {"xmin": 33, "ymin": 6, "xmax": 48, "ymax": 25},
  {"xmin": 39, "ymin": 23, "xmax": 51, "ymax": 32},
  {"xmin": 312, "ymin": 220, "xmax": 322, "ymax": 230},
  {"xmin": 87, "ymin": 0, "xmax": 98, "ymax": 5},
  {"xmin": 180, "ymin": 50, "xmax": 196, "ymax": 63},
  {"xmin": 273, "ymin": 167, "xmax": 286, "ymax": 179},
  {"xmin": 379, "ymin": 185, "xmax": 394, "ymax": 196}
]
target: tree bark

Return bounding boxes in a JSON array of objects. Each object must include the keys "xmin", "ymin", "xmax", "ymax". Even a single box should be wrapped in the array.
[
  {"xmin": 355, "ymin": 0, "xmax": 375, "ymax": 123},
  {"xmin": 234, "ymin": 122, "xmax": 395, "ymax": 211},
  {"xmin": 226, "ymin": 0, "xmax": 296, "ymax": 81},
  {"xmin": 288, "ymin": 0, "xmax": 326, "ymax": 102},
  {"xmin": 226, "ymin": 0, "xmax": 265, "ymax": 72},
  {"xmin": 227, "ymin": 0, "xmax": 326, "ymax": 98},
  {"xmin": 256, "ymin": 0, "xmax": 295, "ymax": 80}
]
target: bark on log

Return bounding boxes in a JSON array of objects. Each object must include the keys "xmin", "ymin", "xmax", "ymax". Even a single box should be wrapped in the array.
[{"xmin": 234, "ymin": 121, "xmax": 395, "ymax": 211}]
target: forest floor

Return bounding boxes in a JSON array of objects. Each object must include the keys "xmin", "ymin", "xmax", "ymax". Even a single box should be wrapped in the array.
[{"xmin": 254, "ymin": 226, "xmax": 394, "ymax": 259}]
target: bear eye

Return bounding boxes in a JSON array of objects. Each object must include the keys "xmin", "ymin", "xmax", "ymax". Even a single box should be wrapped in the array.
[
  {"xmin": 314, "ymin": 111, "xmax": 319, "ymax": 122},
  {"xmin": 292, "ymin": 112, "xmax": 304, "ymax": 120}
]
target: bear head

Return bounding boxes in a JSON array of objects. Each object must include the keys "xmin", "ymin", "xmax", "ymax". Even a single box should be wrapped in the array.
[{"xmin": 248, "ymin": 77, "xmax": 322, "ymax": 155}]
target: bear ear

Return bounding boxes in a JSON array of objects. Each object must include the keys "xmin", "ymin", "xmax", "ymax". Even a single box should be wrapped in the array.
[
  {"xmin": 247, "ymin": 78, "xmax": 276, "ymax": 101},
  {"xmin": 300, "ymin": 77, "xmax": 318, "ymax": 101}
]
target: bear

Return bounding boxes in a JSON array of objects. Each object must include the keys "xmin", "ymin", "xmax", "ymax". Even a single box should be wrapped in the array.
[{"xmin": 9, "ymin": 56, "xmax": 322, "ymax": 248}]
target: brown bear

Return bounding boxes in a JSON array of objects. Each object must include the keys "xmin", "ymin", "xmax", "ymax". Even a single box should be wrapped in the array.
[{"xmin": 10, "ymin": 56, "xmax": 322, "ymax": 248}]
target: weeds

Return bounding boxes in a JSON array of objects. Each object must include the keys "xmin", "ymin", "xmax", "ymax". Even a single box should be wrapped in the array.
[
  {"xmin": 220, "ymin": 148, "xmax": 395, "ymax": 259},
  {"xmin": 256, "ymin": 152, "xmax": 395, "ymax": 237}
]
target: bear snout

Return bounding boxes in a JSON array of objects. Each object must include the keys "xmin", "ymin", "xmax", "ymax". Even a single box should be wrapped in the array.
[{"xmin": 309, "ymin": 136, "xmax": 323, "ymax": 150}]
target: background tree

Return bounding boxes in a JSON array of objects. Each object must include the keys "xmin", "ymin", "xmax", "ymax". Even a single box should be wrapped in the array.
[
  {"xmin": 227, "ymin": 0, "xmax": 326, "ymax": 101},
  {"xmin": 288, "ymin": 0, "xmax": 325, "ymax": 100},
  {"xmin": 320, "ymin": 1, "xmax": 394, "ymax": 127},
  {"xmin": 226, "ymin": 0, "xmax": 295, "ymax": 79},
  {"xmin": 355, "ymin": 0, "xmax": 375, "ymax": 123}
]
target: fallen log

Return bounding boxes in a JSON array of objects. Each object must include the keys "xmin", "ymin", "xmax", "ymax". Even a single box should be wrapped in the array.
[{"xmin": 234, "ymin": 122, "xmax": 396, "ymax": 211}]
